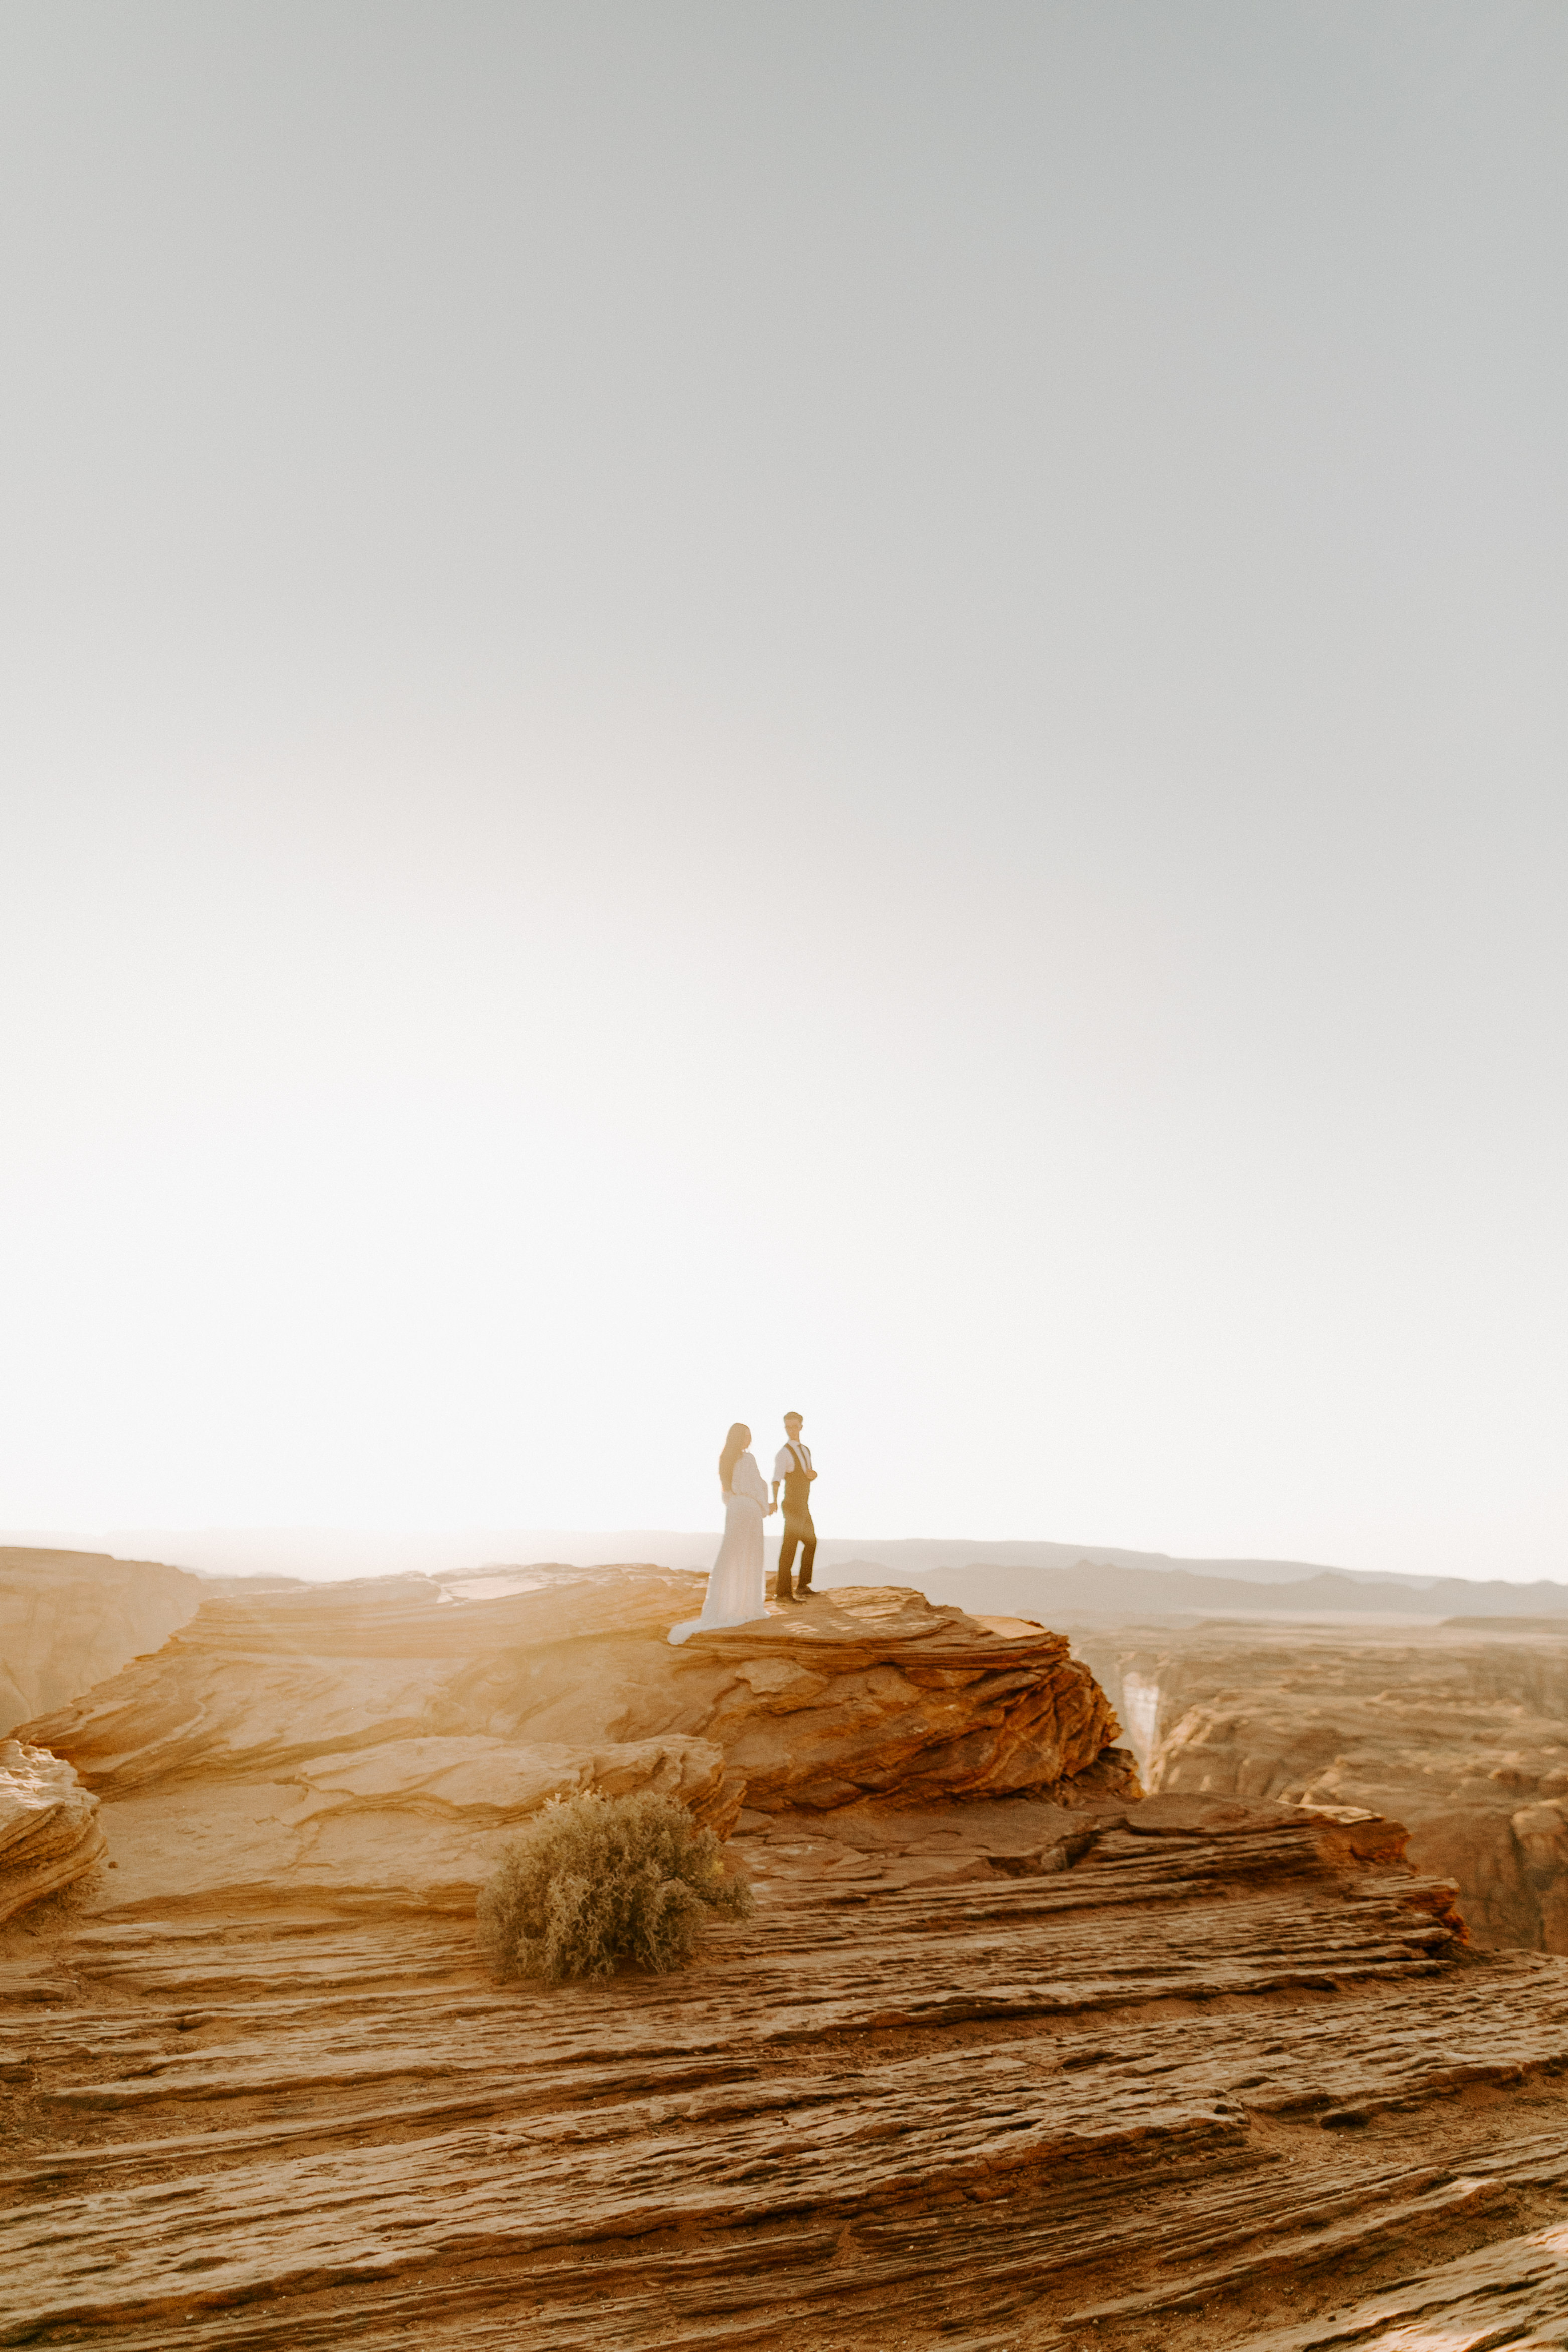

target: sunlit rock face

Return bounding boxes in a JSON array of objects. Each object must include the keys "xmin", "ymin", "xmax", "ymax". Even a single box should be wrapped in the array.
[
  {"xmin": 13, "ymin": 1567, "xmax": 1138, "ymax": 1918},
  {"xmin": 0, "ymin": 1771, "xmax": 1493, "ymax": 2350},
  {"xmin": 0, "ymin": 1547, "xmax": 203, "ymax": 1737},
  {"xmin": 1074, "ymin": 1618, "xmax": 1568, "ymax": 1953},
  {"xmin": 0, "ymin": 1740, "xmax": 104, "ymax": 1923},
  {"xmin": 8, "ymin": 1573, "xmax": 1525, "ymax": 2352}
]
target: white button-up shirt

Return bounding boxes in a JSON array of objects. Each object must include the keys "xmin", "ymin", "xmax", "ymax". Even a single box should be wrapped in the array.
[{"xmin": 773, "ymin": 1440, "xmax": 814, "ymax": 1483}]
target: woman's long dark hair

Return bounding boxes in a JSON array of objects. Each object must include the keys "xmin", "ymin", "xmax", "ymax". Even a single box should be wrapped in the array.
[{"xmin": 718, "ymin": 1423, "xmax": 751, "ymax": 1495}]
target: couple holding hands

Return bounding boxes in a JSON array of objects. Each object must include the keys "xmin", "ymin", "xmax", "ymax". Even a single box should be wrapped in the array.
[{"xmin": 666, "ymin": 1412, "xmax": 818, "ymax": 1646}]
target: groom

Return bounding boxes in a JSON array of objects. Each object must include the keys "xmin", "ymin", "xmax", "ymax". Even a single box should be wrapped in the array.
[{"xmin": 771, "ymin": 1411, "xmax": 817, "ymax": 1603}]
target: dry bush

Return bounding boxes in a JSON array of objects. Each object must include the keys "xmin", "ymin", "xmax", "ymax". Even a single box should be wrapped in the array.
[{"xmin": 477, "ymin": 1788, "xmax": 754, "ymax": 1983}]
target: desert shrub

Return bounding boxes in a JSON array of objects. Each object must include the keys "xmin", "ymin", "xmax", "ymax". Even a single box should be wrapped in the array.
[{"xmin": 477, "ymin": 1788, "xmax": 754, "ymax": 1983}]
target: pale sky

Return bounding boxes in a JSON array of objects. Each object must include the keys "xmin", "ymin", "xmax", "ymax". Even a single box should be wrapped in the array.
[{"xmin": 2, "ymin": 2, "xmax": 1564, "ymax": 1577}]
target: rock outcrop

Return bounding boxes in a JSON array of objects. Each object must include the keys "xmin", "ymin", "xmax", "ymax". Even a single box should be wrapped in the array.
[
  {"xmin": 0, "ymin": 1545, "xmax": 203, "ymax": 1736},
  {"xmin": 0, "ymin": 1783, "xmax": 1510, "ymax": 2351},
  {"xmin": 16, "ymin": 1563, "xmax": 1568, "ymax": 2352},
  {"xmin": 1074, "ymin": 1616, "xmax": 1568, "ymax": 1952},
  {"xmin": 0, "ymin": 1740, "xmax": 103, "ymax": 1924},
  {"xmin": 10, "ymin": 1567, "xmax": 1137, "ymax": 1919}
]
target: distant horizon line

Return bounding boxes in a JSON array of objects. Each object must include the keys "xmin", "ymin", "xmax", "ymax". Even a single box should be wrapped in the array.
[
  {"xmin": 3, "ymin": 1524, "xmax": 1563, "ymax": 1589},
  {"xmin": 0, "ymin": 1520, "xmax": 1358, "ymax": 1568}
]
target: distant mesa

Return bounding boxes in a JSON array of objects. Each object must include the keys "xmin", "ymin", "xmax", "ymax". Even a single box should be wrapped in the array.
[
  {"xmin": 917, "ymin": 1554, "xmax": 1568, "ymax": 1624},
  {"xmin": 9, "ymin": 1526, "xmax": 1567, "ymax": 1619}
]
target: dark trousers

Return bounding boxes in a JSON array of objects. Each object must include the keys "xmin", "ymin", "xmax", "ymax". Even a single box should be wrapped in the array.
[{"xmin": 777, "ymin": 1514, "xmax": 816, "ymax": 1599}]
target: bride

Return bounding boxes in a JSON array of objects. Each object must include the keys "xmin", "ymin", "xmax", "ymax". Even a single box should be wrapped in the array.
[{"xmin": 667, "ymin": 1422, "xmax": 775, "ymax": 1645}]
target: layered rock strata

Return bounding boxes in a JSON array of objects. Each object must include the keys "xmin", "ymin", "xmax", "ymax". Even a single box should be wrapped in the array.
[
  {"xmin": 12, "ymin": 1569, "xmax": 1136, "ymax": 1917},
  {"xmin": 0, "ymin": 1741, "xmax": 104, "ymax": 1926},
  {"xmin": 1073, "ymin": 1615, "xmax": 1568, "ymax": 1954},
  {"xmin": 13, "ymin": 1564, "xmax": 1568, "ymax": 2350},
  {"xmin": 2, "ymin": 1789, "xmax": 1535, "ymax": 2352},
  {"xmin": 0, "ymin": 1547, "xmax": 202, "ymax": 1736}
]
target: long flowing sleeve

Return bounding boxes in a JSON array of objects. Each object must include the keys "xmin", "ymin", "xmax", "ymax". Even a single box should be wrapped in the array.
[{"xmin": 733, "ymin": 1452, "xmax": 769, "ymax": 1507}]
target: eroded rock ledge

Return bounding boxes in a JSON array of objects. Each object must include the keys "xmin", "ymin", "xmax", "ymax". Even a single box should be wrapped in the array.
[
  {"xmin": 0, "ymin": 1741, "xmax": 104, "ymax": 1925},
  {"xmin": 11, "ymin": 1568, "xmax": 1138, "ymax": 1917},
  {"xmin": 0, "ymin": 1787, "xmax": 1500, "ymax": 2352}
]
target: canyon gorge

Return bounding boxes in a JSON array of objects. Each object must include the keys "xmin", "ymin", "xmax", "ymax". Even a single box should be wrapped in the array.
[{"xmin": 1074, "ymin": 1615, "xmax": 1568, "ymax": 1955}]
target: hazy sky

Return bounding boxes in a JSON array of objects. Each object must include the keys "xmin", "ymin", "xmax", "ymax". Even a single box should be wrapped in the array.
[{"xmin": 3, "ymin": 2, "xmax": 1564, "ymax": 1575}]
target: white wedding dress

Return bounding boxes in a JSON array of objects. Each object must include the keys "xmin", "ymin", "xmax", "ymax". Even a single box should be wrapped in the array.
[{"xmin": 667, "ymin": 1451, "xmax": 770, "ymax": 1644}]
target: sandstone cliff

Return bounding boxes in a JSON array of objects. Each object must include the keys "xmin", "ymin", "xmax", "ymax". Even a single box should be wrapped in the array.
[{"xmin": 0, "ymin": 1545, "xmax": 203, "ymax": 1736}]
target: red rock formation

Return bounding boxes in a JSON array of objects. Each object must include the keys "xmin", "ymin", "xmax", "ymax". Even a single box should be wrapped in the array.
[
  {"xmin": 0, "ymin": 1788, "xmax": 1497, "ymax": 2350},
  {"xmin": 8, "ymin": 1568, "xmax": 1137, "ymax": 1919},
  {"xmin": 14, "ymin": 1566, "xmax": 1566, "ymax": 2352}
]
